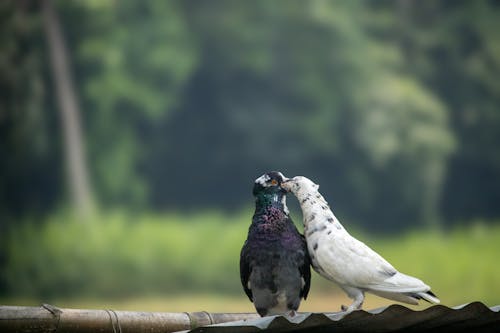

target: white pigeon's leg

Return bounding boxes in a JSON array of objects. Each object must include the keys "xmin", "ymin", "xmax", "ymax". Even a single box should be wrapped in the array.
[{"xmin": 340, "ymin": 287, "xmax": 365, "ymax": 313}]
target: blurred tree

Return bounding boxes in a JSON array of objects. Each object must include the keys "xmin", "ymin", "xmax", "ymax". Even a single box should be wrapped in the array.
[
  {"xmin": 0, "ymin": 0, "xmax": 61, "ymax": 226},
  {"xmin": 416, "ymin": 1, "xmax": 500, "ymax": 223},
  {"xmin": 151, "ymin": 0, "xmax": 454, "ymax": 230},
  {"xmin": 42, "ymin": 0, "xmax": 94, "ymax": 220},
  {"xmin": 2, "ymin": 0, "xmax": 499, "ymax": 231},
  {"xmin": 62, "ymin": 0, "xmax": 198, "ymax": 208},
  {"xmin": 368, "ymin": 0, "xmax": 500, "ymax": 224}
]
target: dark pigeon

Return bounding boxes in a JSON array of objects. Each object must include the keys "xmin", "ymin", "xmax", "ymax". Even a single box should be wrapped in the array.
[{"xmin": 240, "ymin": 171, "xmax": 311, "ymax": 317}]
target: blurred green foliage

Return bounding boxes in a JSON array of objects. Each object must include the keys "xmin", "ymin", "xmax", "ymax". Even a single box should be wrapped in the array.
[
  {"xmin": 363, "ymin": 222, "xmax": 500, "ymax": 306},
  {"xmin": 1, "ymin": 0, "xmax": 500, "ymax": 232},
  {"xmin": 1, "ymin": 0, "xmax": 500, "ymax": 304},
  {"xmin": 1, "ymin": 211, "xmax": 249, "ymax": 298},
  {"xmin": 1, "ymin": 212, "xmax": 499, "ymax": 305}
]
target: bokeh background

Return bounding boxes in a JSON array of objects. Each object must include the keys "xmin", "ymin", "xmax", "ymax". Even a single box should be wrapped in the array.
[{"xmin": 1, "ymin": 0, "xmax": 499, "ymax": 312}]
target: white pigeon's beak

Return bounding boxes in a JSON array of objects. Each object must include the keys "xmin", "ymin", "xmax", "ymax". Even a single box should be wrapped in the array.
[{"xmin": 280, "ymin": 177, "xmax": 292, "ymax": 192}]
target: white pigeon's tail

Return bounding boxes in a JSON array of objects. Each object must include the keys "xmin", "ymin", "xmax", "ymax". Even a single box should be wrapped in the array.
[
  {"xmin": 370, "ymin": 289, "xmax": 440, "ymax": 305},
  {"xmin": 417, "ymin": 290, "xmax": 440, "ymax": 304},
  {"xmin": 367, "ymin": 271, "xmax": 440, "ymax": 305}
]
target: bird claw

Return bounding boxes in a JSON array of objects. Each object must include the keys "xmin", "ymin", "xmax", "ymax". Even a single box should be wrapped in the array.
[{"xmin": 341, "ymin": 304, "xmax": 361, "ymax": 313}]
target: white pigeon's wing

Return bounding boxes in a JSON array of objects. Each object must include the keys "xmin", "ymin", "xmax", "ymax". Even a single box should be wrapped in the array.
[
  {"xmin": 315, "ymin": 230, "xmax": 431, "ymax": 294},
  {"xmin": 365, "ymin": 271, "xmax": 431, "ymax": 293},
  {"xmin": 314, "ymin": 231, "xmax": 398, "ymax": 287}
]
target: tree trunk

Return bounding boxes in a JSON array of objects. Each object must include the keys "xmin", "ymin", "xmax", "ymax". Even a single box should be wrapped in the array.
[{"xmin": 42, "ymin": 0, "xmax": 94, "ymax": 220}]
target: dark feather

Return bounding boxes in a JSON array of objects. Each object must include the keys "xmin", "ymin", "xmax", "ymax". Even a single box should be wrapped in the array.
[
  {"xmin": 239, "ymin": 241, "xmax": 253, "ymax": 302},
  {"xmin": 241, "ymin": 213, "xmax": 310, "ymax": 314},
  {"xmin": 240, "ymin": 172, "xmax": 311, "ymax": 316},
  {"xmin": 299, "ymin": 234, "xmax": 311, "ymax": 300}
]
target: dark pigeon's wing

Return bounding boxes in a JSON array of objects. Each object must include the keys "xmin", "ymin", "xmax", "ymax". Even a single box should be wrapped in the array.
[
  {"xmin": 240, "ymin": 242, "xmax": 253, "ymax": 301},
  {"xmin": 299, "ymin": 234, "xmax": 311, "ymax": 300}
]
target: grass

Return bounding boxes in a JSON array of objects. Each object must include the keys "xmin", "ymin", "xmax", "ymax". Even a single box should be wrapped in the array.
[
  {"xmin": 366, "ymin": 222, "xmax": 500, "ymax": 306},
  {"xmin": 1, "ymin": 290, "xmax": 392, "ymax": 313},
  {"xmin": 1, "ymin": 211, "xmax": 499, "ymax": 312}
]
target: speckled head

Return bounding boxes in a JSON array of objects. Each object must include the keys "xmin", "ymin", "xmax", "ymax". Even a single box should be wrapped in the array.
[
  {"xmin": 281, "ymin": 176, "xmax": 319, "ymax": 196},
  {"xmin": 253, "ymin": 171, "xmax": 290, "ymax": 214},
  {"xmin": 253, "ymin": 171, "xmax": 288, "ymax": 197}
]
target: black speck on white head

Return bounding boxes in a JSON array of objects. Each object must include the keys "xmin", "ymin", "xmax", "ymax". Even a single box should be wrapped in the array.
[{"xmin": 282, "ymin": 176, "xmax": 319, "ymax": 196}]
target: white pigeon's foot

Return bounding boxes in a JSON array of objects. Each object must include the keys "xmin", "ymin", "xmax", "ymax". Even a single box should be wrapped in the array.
[
  {"xmin": 341, "ymin": 303, "xmax": 362, "ymax": 313},
  {"xmin": 341, "ymin": 288, "xmax": 365, "ymax": 313},
  {"xmin": 286, "ymin": 310, "xmax": 297, "ymax": 317}
]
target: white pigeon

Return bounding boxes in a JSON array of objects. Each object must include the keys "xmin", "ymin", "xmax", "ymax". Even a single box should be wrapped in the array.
[{"xmin": 281, "ymin": 176, "xmax": 440, "ymax": 312}]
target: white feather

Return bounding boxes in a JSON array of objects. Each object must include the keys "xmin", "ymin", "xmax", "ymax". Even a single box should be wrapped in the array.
[{"xmin": 283, "ymin": 176, "xmax": 440, "ymax": 310}]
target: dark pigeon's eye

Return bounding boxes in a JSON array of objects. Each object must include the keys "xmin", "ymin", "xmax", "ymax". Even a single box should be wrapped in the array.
[{"xmin": 270, "ymin": 179, "xmax": 278, "ymax": 186}]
